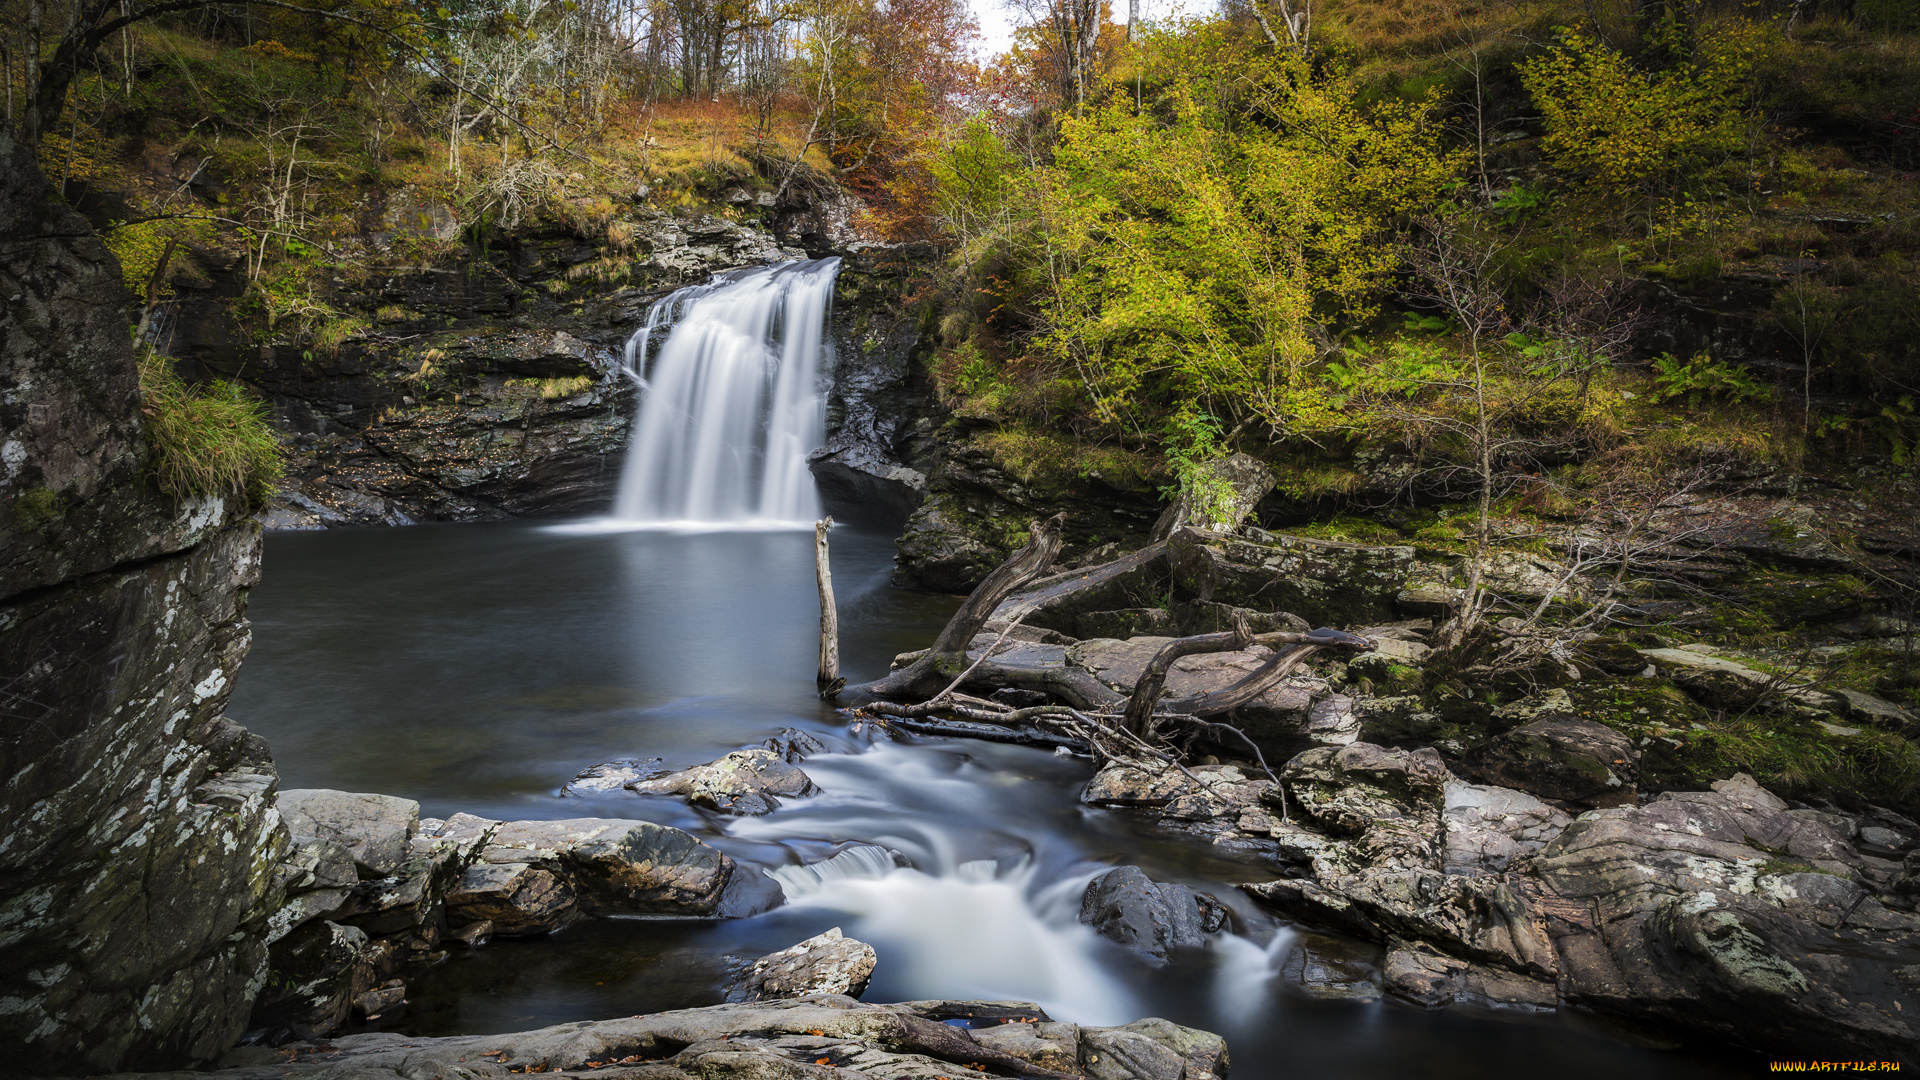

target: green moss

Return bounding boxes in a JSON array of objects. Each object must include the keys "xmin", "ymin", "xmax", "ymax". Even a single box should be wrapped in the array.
[
  {"xmin": 971, "ymin": 427, "xmax": 1161, "ymax": 491},
  {"xmin": 13, "ymin": 487, "xmax": 67, "ymax": 531}
]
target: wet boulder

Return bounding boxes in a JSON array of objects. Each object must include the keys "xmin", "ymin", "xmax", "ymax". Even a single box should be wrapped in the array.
[
  {"xmin": 1469, "ymin": 716, "xmax": 1639, "ymax": 810},
  {"xmin": 480, "ymin": 817, "xmax": 735, "ymax": 913},
  {"xmin": 1281, "ymin": 934, "xmax": 1382, "ymax": 1000},
  {"xmin": 629, "ymin": 747, "xmax": 822, "ymax": 815},
  {"xmin": 1079, "ymin": 866, "xmax": 1227, "ymax": 966},
  {"xmin": 969, "ymin": 1019, "xmax": 1082, "ymax": 1073},
  {"xmin": 737, "ymin": 927, "xmax": 877, "ymax": 1001},
  {"xmin": 563, "ymin": 757, "xmax": 667, "ymax": 795}
]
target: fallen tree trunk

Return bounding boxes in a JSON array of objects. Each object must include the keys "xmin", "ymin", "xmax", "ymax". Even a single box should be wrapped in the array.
[
  {"xmin": 1160, "ymin": 627, "xmax": 1374, "ymax": 717},
  {"xmin": 1121, "ymin": 612, "xmax": 1254, "ymax": 734},
  {"xmin": 990, "ymin": 540, "xmax": 1170, "ymax": 625},
  {"xmin": 871, "ymin": 716, "xmax": 1091, "ymax": 753},
  {"xmin": 837, "ymin": 514, "xmax": 1069, "ymax": 705}
]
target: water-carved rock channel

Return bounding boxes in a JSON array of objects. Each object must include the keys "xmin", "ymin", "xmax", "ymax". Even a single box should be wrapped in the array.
[{"xmin": 225, "ymin": 521, "xmax": 1757, "ymax": 1078}]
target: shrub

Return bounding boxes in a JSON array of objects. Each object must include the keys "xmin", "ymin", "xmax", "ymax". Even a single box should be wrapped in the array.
[
  {"xmin": 138, "ymin": 354, "xmax": 284, "ymax": 506},
  {"xmin": 1648, "ymin": 352, "xmax": 1774, "ymax": 407}
]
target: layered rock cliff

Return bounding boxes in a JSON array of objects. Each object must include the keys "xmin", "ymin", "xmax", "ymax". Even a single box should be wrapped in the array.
[{"xmin": 0, "ymin": 135, "xmax": 288, "ymax": 1073}]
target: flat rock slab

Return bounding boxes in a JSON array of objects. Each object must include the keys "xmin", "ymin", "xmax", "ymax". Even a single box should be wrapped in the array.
[
  {"xmin": 279, "ymin": 789, "xmax": 421, "ymax": 876},
  {"xmin": 88, "ymin": 997, "xmax": 1228, "ymax": 1080}
]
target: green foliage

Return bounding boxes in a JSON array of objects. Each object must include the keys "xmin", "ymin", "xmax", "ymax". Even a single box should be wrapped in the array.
[
  {"xmin": 1324, "ymin": 338, "xmax": 1462, "ymax": 399},
  {"xmin": 1648, "ymin": 352, "xmax": 1774, "ymax": 407},
  {"xmin": 930, "ymin": 119, "xmax": 1022, "ymax": 245},
  {"xmin": 1489, "ymin": 182, "xmax": 1552, "ymax": 224},
  {"xmin": 1160, "ymin": 408, "xmax": 1240, "ymax": 526},
  {"xmin": 1519, "ymin": 19, "xmax": 1761, "ymax": 197},
  {"xmin": 138, "ymin": 355, "xmax": 284, "ymax": 506},
  {"xmin": 1010, "ymin": 44, "xmax": 1459, "ymax": 447}
]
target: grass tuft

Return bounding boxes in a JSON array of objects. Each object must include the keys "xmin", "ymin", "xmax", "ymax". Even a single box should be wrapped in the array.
[{"xmin": 139, "ymin": 354, "xmax": 284, "ymax": 506}]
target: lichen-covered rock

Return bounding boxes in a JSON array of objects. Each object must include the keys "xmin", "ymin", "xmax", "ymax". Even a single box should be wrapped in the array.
[
  {"xmin": 479, "ymin": 817, "xmax": 735, "ymax": 912},
  {"xmin": 1442, "ymin": 782, "xmax": 1572, "ymax": 875},
  {"xmin": 739, "ymin": 928, "xmax": 877, "ymax": 1000},
  {"xmin": 1639, "ymin": 646, "xmax": 1778, "ymax": 708},
  {"xmin": 1469, "ymin": 717, "xmax": 1640, "ymax": 810},
  {"xmin": 1079, "ymin": 867, "xmax": 1227, "ymax": 966},
  {"xmin": 277, "ymin": 789, "xmax": 420, "ymax": 876},
  {"xmin": 0, "ymin": 138, "xmax": 289, "ymax": 1074}
]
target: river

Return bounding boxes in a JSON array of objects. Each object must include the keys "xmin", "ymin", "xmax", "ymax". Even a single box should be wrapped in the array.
[{"xmin": 227, "ymin": 519, "xmax": 1763, "ymax": 1077}]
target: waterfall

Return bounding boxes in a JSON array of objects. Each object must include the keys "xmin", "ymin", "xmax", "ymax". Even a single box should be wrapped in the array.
[{"xmin": 607, "ymin": 258, "xmax": 841, "ymax": 528}]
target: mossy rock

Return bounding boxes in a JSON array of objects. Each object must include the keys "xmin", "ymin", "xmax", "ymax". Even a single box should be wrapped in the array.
[{"xmin": 1735, "ymin": 570, "xmax": 1876, "ymax": 628}]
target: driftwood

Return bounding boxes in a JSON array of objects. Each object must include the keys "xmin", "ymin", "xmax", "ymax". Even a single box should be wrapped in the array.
[
  {"xmin": 1121, "ymin": 611, "xmax": 1254, "ymax": 734},
  {"xmin": 837, "ymin": 514, "xmax": 1070, "ymax": 704},
  {"xmin": 990, "ymin": 540, "xmax": 1170, "ymax": 624},
  {"xmin": 871, "ymin": 716, "xmax": 1091, "ymax": 753},
  {"xmin": 815, "ymin": 517, "xmax": 841, "ymax": 696}
]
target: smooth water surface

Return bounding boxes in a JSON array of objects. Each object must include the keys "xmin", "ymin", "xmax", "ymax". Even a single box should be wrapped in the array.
[{"xmin": 232, "ymin": 522, "xmax": 1757, "ymax": 1078}]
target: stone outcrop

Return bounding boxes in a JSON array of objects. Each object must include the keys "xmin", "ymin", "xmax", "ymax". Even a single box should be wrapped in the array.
[
  {"xmin": 0, "ymin": 136, "xmax": 292, "ymax": 1075},
  {"xmin": 1220, "ymin": 739, "xmax": 1920, "ymax": 1058},
  {"xmin": 250, "ymin": 797, "xmax": 752, "ymax": 1041},
  {"xmin": 90, "ymin": 997, "xmax": 1230, "ymax": 1080},
  {"xmin": 1468, "ymin": 716, "xmax": 1640, "ymax": 810},
  {"xmin": 736, "ymin": 928, "xmax": 878, "ymax": 1001},
  {"xmin": 1079, "ymin": 867, "xmax": 1227, "ymax": 966}
]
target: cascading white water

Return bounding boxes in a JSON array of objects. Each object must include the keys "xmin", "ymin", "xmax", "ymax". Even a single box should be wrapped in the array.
[{"xmin": 610, "ymin": 258, "xmax": 840, "ymax": 527}]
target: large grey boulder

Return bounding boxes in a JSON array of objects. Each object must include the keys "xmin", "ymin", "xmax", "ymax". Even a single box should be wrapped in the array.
[
  {"xmin": 1079, "ymin": 866, "xmax": 1227, "ymax": 966},
  {"xmin": 277, "ymin": 790, "xmax": 420, "ymax": 876},
  {"xmin": 738, "ymin": 928, "xmax": 877, "ymax": 1000}
]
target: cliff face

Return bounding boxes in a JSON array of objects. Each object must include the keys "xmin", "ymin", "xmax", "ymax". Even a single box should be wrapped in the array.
[{"xmin": 0, "ymin": 135, "xmax": 288, "ymax": 1073}]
